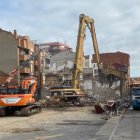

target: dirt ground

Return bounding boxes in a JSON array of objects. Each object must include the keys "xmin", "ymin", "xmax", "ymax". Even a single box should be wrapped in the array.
[{"xmin": 0, "ymin": 106, "xmax": 102, "ymax": 137}]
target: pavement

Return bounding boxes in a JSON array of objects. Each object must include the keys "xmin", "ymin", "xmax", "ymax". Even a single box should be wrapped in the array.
[{"xmin": 111, "ymin": 107, "xmax": 140, "ymax": 140}]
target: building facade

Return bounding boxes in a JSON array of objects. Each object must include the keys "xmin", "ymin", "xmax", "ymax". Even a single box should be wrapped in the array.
[
  {"xmin": 0, "ymin": 29, "xmax": 18, "ymax": 75},
  {"xmin": 17, "ymin": 33, "xmax": 35, "ymax": 79},
  {"xmin": 46, "ymin": 50, "xmax": 95, "ymax": 95},
  {"xmin": 48, "ymin": 50, "xmax": 75, "ymax": 72},
  {"xmin": 34, "ymin": 45, "xmax": 51, "ymax": 88},
  {"xmin": 93, "ymin": 51, "xmax": 130, "ymax": 95},
  {"xmin": 93, "ymin": 51, "xmax": 130, "ymax": 73},
  {"xmin": 0, "ymin": 28, "xmax": 39, "ymax": 85},
  {"xmin": 45, "ymin": 50, "xmax": 74, "ymax": 86}
]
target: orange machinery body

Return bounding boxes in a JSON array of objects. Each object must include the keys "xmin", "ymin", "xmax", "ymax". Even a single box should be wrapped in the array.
[{"xmin": 0, "ymin": 77, "xmax": 37, "ymax": 107}]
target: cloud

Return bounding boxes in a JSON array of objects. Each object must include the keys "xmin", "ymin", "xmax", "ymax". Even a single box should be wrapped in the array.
[{"xmin": 0, "ymin": 0, "xmax": 140, "ymax": 77}]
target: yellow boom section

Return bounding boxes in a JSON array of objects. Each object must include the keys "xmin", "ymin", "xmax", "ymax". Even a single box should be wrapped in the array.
[{"xmin": 72, "ymin": 14, "xmax": 101, "ymax": 89}]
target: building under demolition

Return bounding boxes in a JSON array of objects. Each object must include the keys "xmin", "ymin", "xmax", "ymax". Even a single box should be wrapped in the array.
[
  {"xmin": 0, "ymin": 28, "xmax": 47, "ymax": 88},
  {"xmin": 93, "ymin": 51, "xmax": 130, "ymax": 96},
  {"xmin": 93, "ymin": 51, "xmax": 130, "ymax": 73},
  {"xmin": 38, "ymin": 42, "xmax": 72, "ymax": 55}
]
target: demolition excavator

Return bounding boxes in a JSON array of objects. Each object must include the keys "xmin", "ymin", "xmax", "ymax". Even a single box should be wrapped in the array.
[
  {"xmin": 48, "ymin": 14, "xmax": 102, "ymax": 106},
  {"xmin": 49, "ymin": 14, "xmax": 129, "ymax": 106},
  {"xmin": 0, "ymin": 48, "xmax": 43, "ymax": 116}
]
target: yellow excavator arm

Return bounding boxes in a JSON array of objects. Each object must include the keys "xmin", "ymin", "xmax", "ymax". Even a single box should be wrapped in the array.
[{"xmin": 72, "ymin": 14, "xmax": 101, "ymax": 89}]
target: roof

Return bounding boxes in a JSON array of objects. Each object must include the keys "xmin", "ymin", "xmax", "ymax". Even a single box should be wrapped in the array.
[
  {"xmin": 93, "ymin": 51, "xmax": 130, "ymax": 68},
  {"xmin": 131, "ymin": 77, "xmax": 140, "ymax": 81},
  {"xmin": 99, "ymin": 51, "xmax": 129, "ymax": 56},
  {"xmin": 84, "ymin": 55, "xmax": 90, "ymax": 59},
  {"xmin": 38, "ymin": 42, "xmax": 71, "ymax": 48},
  {"xmin": 0, "ymin": 28, "xmax": 17, "ymax": 41},
  {"xmin": 0, "ymin": 28, "xmax": 11, "ymax": 34},
  {"xmin": 51, "ymin": 50, "xmax": 75, "ymax": 59}
]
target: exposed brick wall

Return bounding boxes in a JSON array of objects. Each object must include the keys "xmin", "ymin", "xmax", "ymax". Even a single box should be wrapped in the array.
[{"xmin": 93, "ymin": 51, "xmax": 130, "ymax": 70}]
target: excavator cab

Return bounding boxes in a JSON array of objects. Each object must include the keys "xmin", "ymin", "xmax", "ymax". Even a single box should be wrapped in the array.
[{"xmin": 0, "ymin": 86, "xmax": 32, "ymax": 96}]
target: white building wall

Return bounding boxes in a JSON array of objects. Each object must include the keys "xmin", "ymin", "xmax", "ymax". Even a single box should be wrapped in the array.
[
  {"xmin": 49, "ymin": 50, "xmax": 75, "ymax": 72},
  {"xmin": 83, "ymin": 55, "xmax": 93, "ymax": 68},
  {"xmin": 83, "ymin": 68, "xmax": 94, "ymax": 95}
]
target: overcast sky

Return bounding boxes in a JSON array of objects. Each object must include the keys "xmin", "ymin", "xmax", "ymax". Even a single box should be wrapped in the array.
[{"xmin": 0, "ymin": 0, "xmax": 140, "ymax": 77}]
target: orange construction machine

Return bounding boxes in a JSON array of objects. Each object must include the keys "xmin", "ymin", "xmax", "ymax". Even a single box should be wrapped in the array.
[{"xmin": 0, "ymin": 49, "xmax": 42, "ymax": 116}]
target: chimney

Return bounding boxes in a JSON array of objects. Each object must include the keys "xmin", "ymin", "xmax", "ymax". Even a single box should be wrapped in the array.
[{"xmin": 14, "ymin": 29, "xmax": 18, "ymax": 39}]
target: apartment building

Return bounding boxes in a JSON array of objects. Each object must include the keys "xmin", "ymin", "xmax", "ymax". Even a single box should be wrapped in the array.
[
  {"xmin": 0, "ymin": 29, "xmax": 19, "ymax": 84},
  {"xmin": 0, "ymin": 29, "xmax": 36, "ymax": 84},
  {"xmin": 0, "ymin": 29, "xmax": 18, "ymax": 74},
  {"xmin": 17, "ymin": 32, "xmax": 35, "ymax": 79},
  {"xmin": 34, "ymin": 45, "xmax": 51, "ymax": 88}
]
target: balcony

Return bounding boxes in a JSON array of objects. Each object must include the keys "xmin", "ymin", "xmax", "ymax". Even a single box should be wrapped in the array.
[
  {"xmin": 20, "ymin": 68, "xmax": 30, "ymax": 74},
  {"xmin": 20, "ymin": 39, "xmax": 28, "ymax": 49},
  {"xmin": 19, "ymin": 54, "xmax": 29, "ymax": 61}
]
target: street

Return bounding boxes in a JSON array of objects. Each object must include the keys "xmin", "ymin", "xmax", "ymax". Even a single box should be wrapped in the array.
[
  {"xmin": 0, "ymin": 106, "xmax": 121, "ymax": 140},
  {"xmin": 0, "ymin": 106, "xmax": 106, "ymax": 140}
]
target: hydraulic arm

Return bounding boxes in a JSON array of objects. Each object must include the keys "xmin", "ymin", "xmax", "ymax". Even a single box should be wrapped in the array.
[{"xmin": 72, "ymin": 14, "xmax": 101, "ymax": 89}]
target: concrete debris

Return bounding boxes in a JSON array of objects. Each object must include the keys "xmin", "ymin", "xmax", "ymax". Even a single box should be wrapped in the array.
[
  {"xmin": 40, "ymin": 84, "xmax": 130, "ymax": 120},
  {"xmin": 85, "ymin": 86, "xmax": 130, "ymax": 118},
  {"xmin": 93, "ymin": 98, "xmax": 130, "ymax": 117}
]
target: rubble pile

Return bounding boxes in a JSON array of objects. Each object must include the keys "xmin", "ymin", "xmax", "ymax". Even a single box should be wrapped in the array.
[
  {"xmin": 91, "ymin": 86, "xmax": 130, "ymax": 115},
  {"xmin": 93, "ymin": 87, "xmax": 120, "ymax": 102}
]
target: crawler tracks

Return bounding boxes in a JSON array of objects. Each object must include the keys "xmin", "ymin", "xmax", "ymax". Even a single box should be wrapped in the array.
[
  {"xmin": 0, "ymin": 104, "xmax": 42, "ymax": 117},
  {"xmin": 20, "ymin": 104, "xmax": 42, "ymax": 116}
]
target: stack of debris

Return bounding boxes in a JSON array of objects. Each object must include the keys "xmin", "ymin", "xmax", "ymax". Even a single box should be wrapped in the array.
[{"xmin": 93, "ymin": 97, "xmax": 130, "ymax": 117}]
